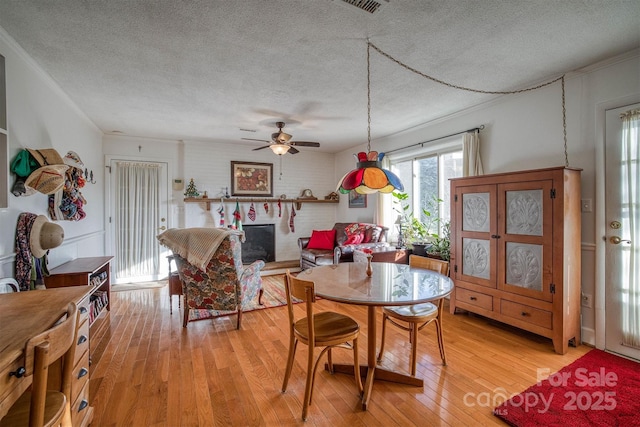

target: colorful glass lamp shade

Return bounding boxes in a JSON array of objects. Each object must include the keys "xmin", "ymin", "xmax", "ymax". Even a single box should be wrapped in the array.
[
  {"xmin": 336, "ymin": 41, "xmax": 404, "ymax": 195},
  {"xmin": 337, "ymin": 151, "xmax": 404, "ymax": 194}
]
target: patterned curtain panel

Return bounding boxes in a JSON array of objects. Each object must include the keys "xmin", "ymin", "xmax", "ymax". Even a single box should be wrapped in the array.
[
  {"xmin": 115, "ymin": 162, "xmax": 161, "ymax": 280},
  {"xmin": 620, "ymin": 109, "xmax": 640, "ymax": 349}
]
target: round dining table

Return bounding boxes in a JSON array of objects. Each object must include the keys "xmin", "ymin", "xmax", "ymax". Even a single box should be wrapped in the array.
[{"xmin": 299, "ymin": 261, "xmax": 454, "ymax": 410}]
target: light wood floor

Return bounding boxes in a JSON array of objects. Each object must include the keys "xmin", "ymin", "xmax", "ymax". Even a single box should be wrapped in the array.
[{"xmin": 89, "ymin": 284, "xmax": 590, "ymax": 426}]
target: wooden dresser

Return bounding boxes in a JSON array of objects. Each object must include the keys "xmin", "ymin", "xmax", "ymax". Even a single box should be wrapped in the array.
[
  {"xmin": 45, "ymin": 256, "xmax": 113, "ymax": 425},
  {"xmin": 0, "ymin": 287, "xmax": 93, "ymax": 426},
  {"xmin": 449, "ymin": 167, "xmax": 581, "ymax": 354},
  {"xmin": 46, "ymin": 256, "xmax": 112, "ymax": 350}
]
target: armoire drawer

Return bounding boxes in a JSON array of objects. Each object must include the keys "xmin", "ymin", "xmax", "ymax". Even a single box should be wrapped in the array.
[
  {"xmin": 72, "ymin": 380, "xmax": 91, "ymax": 427},
  {"xmin": 77, "ymin": 296, "xmax": 91, "ymax": 326},
  {"xmin": 71, "ymin": 350, "xmax": 90, "ymax": 405},
  {"xmin": 500, "ymin": 300, "xmax": 552, "ymax": 329},
  {"xmin": 456, "ymin": 287, "xmax": 493, "ymax": 311},
  {"xmin": 74, "ymin": 318, "xmax": 90, "ymax": 367}
]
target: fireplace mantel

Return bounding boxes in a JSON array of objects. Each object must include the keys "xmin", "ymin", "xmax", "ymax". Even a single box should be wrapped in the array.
[{"xmin": 184, "ymin": 197, "xmax": 338, "ymax": 211}]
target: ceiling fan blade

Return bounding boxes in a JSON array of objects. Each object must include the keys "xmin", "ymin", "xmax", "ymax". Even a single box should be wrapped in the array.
[
  {"xmin": 252, "ymin": 145, "xmax": 271, "ymax": 151},
  {"xmin": 290, "ymin": 141, "xmax": 320, "ymax": 147},
  {"xmin": 242, "ymin": 137, "xmax": 270, "ymax": 143},
  {"xmin": 287, "ymin": 146, "xmax": 300, "ymax": 154}
]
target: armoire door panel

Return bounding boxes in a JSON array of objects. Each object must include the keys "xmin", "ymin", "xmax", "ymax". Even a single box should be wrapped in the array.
[
  {"xmin": 497, "ymin": 180, "xmax": 554, "ymax": 301},
  {"xmin": 454, "ymin": 184, "xmax": 497, "ymax": 288}
]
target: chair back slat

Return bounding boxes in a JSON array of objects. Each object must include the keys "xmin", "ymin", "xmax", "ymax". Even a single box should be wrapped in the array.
[
  {"xmin": 24, "ymin": 303, "xmax": 78, "ymax": 377},
  {"xmin": 409, "ymin": 255, "xmax": 449, "ymax": 276},
  {"xmin": 23, "ymin": 302, "xmax": 78, "ymax": 427},
  {"xmin": 284, "ymin": 271, "xmax": 316, "ymax": 341}
]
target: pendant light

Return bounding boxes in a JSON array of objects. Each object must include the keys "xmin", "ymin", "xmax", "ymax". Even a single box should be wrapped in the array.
[{"xmin": 336, "ymin": 42, "xmax": 404, "ymax": 195}]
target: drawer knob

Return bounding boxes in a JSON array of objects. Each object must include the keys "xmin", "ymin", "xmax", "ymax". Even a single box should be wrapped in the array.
[
  {"xmin": 77, "ymin": 335, "xmax": 88, "ymax": 345},
  {"xmin": 78, "ymin": 367, "xmax": 89, "ymax": 379},
  {"xmin": 79, "ymin": 307, "xmax": 88, "ymax": 314},
  {"xmin": 521, "ymin": 311, "xmax": 530, "ymax": 317},
  {"xmin": 78, "ymin": 399, "xmax": 89, "ymax": 411},
  {"xmin": 469, "ymin": 296, "xmax": 477, "ymax": 301},
  {"xmin": 9, "ymin": 367, "xmax": 26, "ymax": 378}
]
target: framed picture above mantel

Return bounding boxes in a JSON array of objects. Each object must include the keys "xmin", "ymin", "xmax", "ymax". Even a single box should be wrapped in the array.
[{"xmin": 230, "ymin": 161, "xmax": 273, "ymax": 197}]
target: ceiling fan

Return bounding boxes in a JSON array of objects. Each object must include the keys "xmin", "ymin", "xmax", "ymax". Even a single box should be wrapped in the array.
[{"xmin": 242, "ymin": 121, "xmax": 320, "ymax": 155}]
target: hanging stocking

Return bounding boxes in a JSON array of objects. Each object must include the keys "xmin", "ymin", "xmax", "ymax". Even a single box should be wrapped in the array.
[
  {"xmin": 248, "ymin": 202, "xmax": 256, "ymax": 221},
  {"xmin": 289, "ymin": 203, "xmax": 296, "ymax": 232},
  {"xmin": 278, "ymin": 199, "xmax": 282, "ymax": 217},
  {"xmin": 263, "ymin": 200, "xmax": 269, "ymax": 214},
  {"xmin": 217, "ymin": 200, "xmax": 225, "ymax": 227},
  {"xmin": 232, "ymin": 200, "xmax": 243, "ymax": 231}
]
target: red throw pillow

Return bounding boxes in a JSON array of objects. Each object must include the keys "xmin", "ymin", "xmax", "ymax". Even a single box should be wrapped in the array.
[
  {"xmin": 307, "ymin": 229, "xmax": 336, "ymax": 250},
  {"xmin": 344, "ymin": 233, "xmax": 364, "ymax": 245},
  {"xmin": 344, "ymin": 223, "xmax": 371, "ymax": 243}
]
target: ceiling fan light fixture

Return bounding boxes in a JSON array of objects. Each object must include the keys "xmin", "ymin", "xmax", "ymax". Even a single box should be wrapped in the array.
[
  {"xmin": 272, "ymin": 131, "xmax": 292, "ymax": 143},
  {"xmin": 269, "ymin": 143, "xmax": 291, "ymax": 155}
]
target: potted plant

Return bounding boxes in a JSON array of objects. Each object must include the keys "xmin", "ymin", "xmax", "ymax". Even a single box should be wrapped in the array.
[
  {"xmin": 426, "ymin": 220, "xmax": 450, "ymax": 261},
  {"xmin": 392, "ymin": 192, "xmax": 440, "ymax": 256}
]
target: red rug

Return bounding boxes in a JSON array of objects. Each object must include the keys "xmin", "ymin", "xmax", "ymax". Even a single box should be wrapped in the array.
[{"xmin": 494, "ymin": 349, "xmax": 640, "ymax": 427}]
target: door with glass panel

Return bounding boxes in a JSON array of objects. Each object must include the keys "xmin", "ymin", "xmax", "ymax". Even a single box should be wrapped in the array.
[
  {"xmin": 604, "ymin": 103, "xmax": 640, "ymax": 360},
  {"xmin": 108, "ymin": 160, "xmax": 169, "ymax": 284}
]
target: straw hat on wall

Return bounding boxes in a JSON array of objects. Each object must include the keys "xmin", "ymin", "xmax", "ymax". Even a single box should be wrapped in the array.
[
  {"xmin": 29, "ymin": 215, "xmax": 64, "ymax": 258},
  {"xmin": 25, "ymin": 164, "xmax": 69, "ymax": 195}
]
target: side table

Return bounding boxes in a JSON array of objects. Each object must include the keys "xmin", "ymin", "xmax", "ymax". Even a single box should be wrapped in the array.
[
  {"xmin": 167, "ymin": 255, "xmax": 183, "ymax": 314},
  {"xmin": 353, "ymin": 247, "xmax": 411, "ymax": 264}
]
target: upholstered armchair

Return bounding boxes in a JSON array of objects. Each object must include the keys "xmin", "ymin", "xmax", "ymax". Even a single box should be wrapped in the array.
[{"xmin": 158, "ymin": 228, "xmax": 264, "ymax": 329}]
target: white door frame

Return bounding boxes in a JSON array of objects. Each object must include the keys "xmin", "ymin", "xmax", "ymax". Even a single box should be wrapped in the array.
[
  {"xmin": 594, "ymin": 93, "xmax": 640, "ymax": 350},
  {"xmin": 105, "ymin": 154, "xmax": 175, "ymax": 282}
]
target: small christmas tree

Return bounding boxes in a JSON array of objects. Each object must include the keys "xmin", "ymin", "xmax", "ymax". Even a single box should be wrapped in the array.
[{"xmin": 184, "ymin": 178, "xmax": 200, "ymax": 197}]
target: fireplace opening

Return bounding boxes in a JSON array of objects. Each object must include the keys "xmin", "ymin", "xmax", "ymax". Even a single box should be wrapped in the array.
[{"xmin": 241, "ymin": 224, "xmax": 275, "ymax": 264}]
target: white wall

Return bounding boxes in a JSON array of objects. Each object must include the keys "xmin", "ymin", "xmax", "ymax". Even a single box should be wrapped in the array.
[
  {"xmin": 334, "ymin": 49, "xmax": 640, "ymax": 345},
  {"xmin": 0, "ymin": 29, "xmax": 104, "ymax": 277},
  {"xmin": 104, "ymin": 135, "xmax": 342, "ymax": 262},
  {"xmin": 179, "ymin": 140, "xmax": 337, "ymax": 261}
]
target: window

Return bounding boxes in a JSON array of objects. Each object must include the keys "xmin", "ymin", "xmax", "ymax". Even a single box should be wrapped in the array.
[{"xmin": 385, "ymin": 138, "xmax": 463, "ymax": 241}]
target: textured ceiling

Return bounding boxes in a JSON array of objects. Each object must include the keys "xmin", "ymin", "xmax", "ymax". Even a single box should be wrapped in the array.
[{"xmin": 0, "ymin": 1, "xmax": 638, "ymax": 153}]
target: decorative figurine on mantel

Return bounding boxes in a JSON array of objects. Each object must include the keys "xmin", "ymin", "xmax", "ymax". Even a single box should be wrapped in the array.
[
  {"xmin": 297, "ymin": 188, "xmax": 317, "ymax": 200},
  {"xmin": 184, "ymin": 178, "xmax": 200, "ymax": 198}
]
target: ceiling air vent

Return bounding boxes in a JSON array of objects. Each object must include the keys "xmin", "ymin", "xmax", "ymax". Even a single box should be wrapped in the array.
[{"xmin": 335, "ymin": 0, "xmax": 389, "ymax": 14}]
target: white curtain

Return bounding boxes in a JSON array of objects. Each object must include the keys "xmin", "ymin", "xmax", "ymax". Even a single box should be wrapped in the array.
[
  {"xmin": 115, "ymin": 162, "xmax": 161, "ymax": 279},
  {"xmin": 620, "ymin": 109, "xmax": 640, "ymax": 348},
  {"xmin": 462, "ymin": 130, "xmax": 484, "ymax": 176},
  {"xmin": 376, "ymin": 155, "xmax": 394, "ymax": 233}
]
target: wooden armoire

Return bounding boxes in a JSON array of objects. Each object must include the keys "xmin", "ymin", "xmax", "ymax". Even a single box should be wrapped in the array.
[{"xmin": 449, "ymin": 167, "xmax": 582, "ymax": 354}]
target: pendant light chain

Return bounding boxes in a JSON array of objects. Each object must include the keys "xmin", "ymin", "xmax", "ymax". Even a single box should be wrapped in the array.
[
  {"xmin": 366, "ymin": 41, "xmax": 372, "ymax": 153},
  {"xmin": 561, "ymin": 75, "xmax": 568, "ymax": 168},
  {"xmin": 367, "ymin": 41, "xmax": 570, "ymax": 167}
]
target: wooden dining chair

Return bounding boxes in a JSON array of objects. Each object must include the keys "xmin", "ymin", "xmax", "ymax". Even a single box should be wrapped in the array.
[
  {"xmin": 281, "ymin": 270, "xmax": 363, "ymax": 421},
  {"xmin": 377, "ymin": 255, "xmax": 449, "ymax": 376},
  {"xmin": 0, "ymin": 302, "xmax": 78, "ymax": 427}
]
